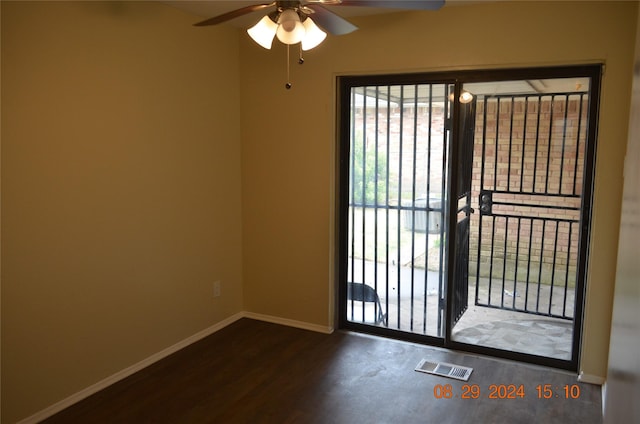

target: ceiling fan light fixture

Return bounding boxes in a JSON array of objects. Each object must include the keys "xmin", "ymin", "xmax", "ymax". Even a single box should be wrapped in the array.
[
  {"xmin": 247, "ymin": 15, "xmax": 278, "ymax": 49},
  {"xmin": 301, "ymin": 17, "xmax": 327, "ymax": 51},
  {"xmin": 276, "ymin": 9, "xmax": 305, "ymax": 45}
]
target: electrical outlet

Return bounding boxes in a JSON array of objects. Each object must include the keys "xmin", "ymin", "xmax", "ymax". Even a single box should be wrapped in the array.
[{"xmin": 213, "ymin": 280, "xmax": 221, "ymax": 298}]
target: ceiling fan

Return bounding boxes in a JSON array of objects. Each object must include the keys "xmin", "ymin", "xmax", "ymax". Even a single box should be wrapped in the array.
[{"xmin": 194, "ymin": 1, "xmax": 445, "ymax": 88}]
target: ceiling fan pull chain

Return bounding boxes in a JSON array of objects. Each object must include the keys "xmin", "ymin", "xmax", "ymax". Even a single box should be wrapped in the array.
[
  {"xmin": 285, "ymin": 44, "xmax": 292, "ymax": 90},
  {"xmin": 298, "ymin": 44, "xmax": 304, "ymax": 65}
]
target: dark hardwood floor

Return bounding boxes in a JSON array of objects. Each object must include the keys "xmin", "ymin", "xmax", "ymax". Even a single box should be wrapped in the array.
[{"xmin": 43, "ymin": 318, "xmax": 602, "ymax": 423}]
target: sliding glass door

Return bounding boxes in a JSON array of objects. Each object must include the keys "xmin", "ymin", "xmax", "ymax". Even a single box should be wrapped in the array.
[
  {"xmin": 338, "ymin": 66, "xmax": 601, "ymax": 371},
  {"xmin": 340, "ymin": 82, "xmax": 452, "ymax": 340}
]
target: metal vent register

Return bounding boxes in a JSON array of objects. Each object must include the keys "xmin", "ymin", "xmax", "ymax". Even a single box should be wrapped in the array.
[{"xmin": 415, "ymin": 359, "xmax": 473, "ymax": 381}]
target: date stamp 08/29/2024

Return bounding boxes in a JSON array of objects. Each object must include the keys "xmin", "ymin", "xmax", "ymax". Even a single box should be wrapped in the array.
[
  {"xmin": 414, "ymin": 359, "xmax": 582, "ymax": 401},
  {"xmin": 432, "ymin": 383, "xmax": 582, "ymax": 400}
]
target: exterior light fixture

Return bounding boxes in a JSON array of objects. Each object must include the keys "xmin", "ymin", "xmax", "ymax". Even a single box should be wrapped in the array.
[
  {"xmin": 459, "ymin": 91, "xmax": 474, "ymax": 104},
  {"xmin": 449, "ymin": 90, "xmax": 475, "ymax": 104}
]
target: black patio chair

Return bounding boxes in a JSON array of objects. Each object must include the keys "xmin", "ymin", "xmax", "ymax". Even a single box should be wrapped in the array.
[{"xmin": 347, "ymin": 282, "xmax": 388, "ymax": 326}]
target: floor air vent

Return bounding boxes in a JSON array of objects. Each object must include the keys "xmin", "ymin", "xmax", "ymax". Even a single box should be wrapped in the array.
[{"xmin": 415, "ymin": 359, "xmax": 473, "ymax": 381}]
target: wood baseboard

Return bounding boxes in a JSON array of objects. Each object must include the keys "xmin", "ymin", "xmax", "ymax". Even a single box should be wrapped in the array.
[
  {"xmin": 17, "ymin": 312, "xmax": 244, "ymax": 424},
  {"xmin": 243, "ymin": 311, "xmax": 334, "ymax": 334},
  {"xmin": 578, "ymin": 371, "xmax": 606, "ymax": 385},
  {"xmin": 17, "ymin": 311, "xmax": 332, "ymax": 424}
]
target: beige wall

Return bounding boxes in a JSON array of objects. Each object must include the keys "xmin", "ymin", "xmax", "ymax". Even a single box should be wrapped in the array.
[
  {"xmin": 604, "ymin": 3, "xmax": 640, "ymax": 422},
  {"xmin": 1, "ymin": 2, "xmax": 244, "ymax": 422},
  {"xmin": 1, "ymin": 0, "xmax": 637, "ymax": 422},
  {"xmin": 240, "ymin": 0, "xmax": 636, "ymax": 379},
  {"xmin": 1, "ymin": 2, "xmax": 3, "ymax": 421}
]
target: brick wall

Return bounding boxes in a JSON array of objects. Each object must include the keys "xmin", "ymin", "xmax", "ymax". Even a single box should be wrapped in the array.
[
  {"xmin": 357, "ymin": 103, "xmax": 448, "ymax": 205},
  {"xmin": 469, "ymin": 95, "xmax": 589, "ymax": 286},
  {"xmin": 352, "ymin": 93, "xmax": 589, "ymax": 287}
]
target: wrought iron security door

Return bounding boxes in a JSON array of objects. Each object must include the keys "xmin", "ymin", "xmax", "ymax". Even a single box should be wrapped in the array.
[
  {"xmin": 450, "ymin": 68, "xmax": 601, "ymax": 370},
  {"xmin": 471, "ymin": 91, "xmax": 587, "ymax": 319},
  {"xmin": 339, "ymin": 66, "xmax": 601, "ymax": 371},
  {"xmin": 451, "ymin": 98, "xmax": 476, "ymax": 327}
]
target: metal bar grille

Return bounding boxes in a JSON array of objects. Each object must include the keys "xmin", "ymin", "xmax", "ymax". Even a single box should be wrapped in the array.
[
  {"xmin": 473, "ymin": 93, "xmax": 588, "ymax": 320},
  {"xmin": 453, "ymin": 216, "xmax": 470, "ymax": 324},
  {"xmin": 349, "ymin": 88, "xmax": 356, "ymax": 322},
  {"xmin": 340, "ymin": 66, "xmax": 600, "ymax": 372},
  {"xmin": 396, "ymin": 86, "xmax": 404, "ymax": 328},
  {"xmin": 345, "ymin": 84, "xmax": 448, "ymax": 337}
]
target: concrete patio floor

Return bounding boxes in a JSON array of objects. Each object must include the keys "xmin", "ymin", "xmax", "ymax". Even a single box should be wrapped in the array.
[{"xmin": 346, "ymin": 258, "xmax": 575, "ymax": 361}]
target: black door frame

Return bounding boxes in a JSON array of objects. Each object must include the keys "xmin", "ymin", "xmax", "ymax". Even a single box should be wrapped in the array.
[
  {"xmin": 336, "ymin": 74, "xmax": 454, "ymax": 347},
  {"xmin": 337, "ymin": 64, "xmax": 602, "ymax": 371}
]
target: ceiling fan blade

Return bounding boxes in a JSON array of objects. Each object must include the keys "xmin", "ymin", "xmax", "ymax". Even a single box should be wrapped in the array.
[
  {"xmin": 331, "ymin": 0, "xmax": 444, "ymax": 10},
  {"xmin": 305, "ymin": 5, "xmax": 358, "ymax": 35},
  {"xmin": 193, "ymin": 3, "xmax": 276, "ymax": 26}
]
